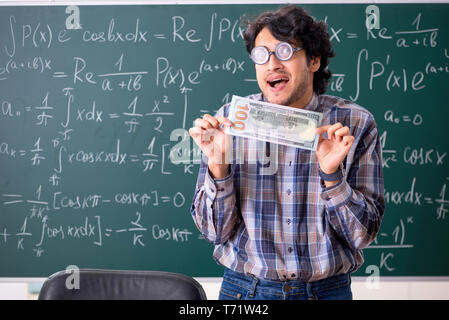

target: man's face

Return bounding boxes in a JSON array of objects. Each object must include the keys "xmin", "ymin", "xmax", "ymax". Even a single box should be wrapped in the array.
[{"xmin": 254, "ymin": 27, "xmax": 319, "ymax": 108}]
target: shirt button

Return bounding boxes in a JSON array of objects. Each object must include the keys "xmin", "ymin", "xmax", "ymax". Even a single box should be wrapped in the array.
[
  {"xmin": 291, "ymin": 273, "xmax": 296, "ymax": 278},
  {"xmin": 287, "ymin": 189, "xmax": 291, "ymax": 195},
  {"xmin": 289, "ymin": 161, "xmax": 292, "ymax": 167},
  {"xmin": 287, "ymin": 219, "xmax": 291, "ymax": 225},
  {"xmin": 288, "ymin": 247, "xmax": 293, "ymax": 253}
]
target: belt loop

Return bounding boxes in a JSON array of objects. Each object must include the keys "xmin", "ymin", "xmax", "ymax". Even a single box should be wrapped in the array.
[
  {"xmin": 306, "ymin": 282, "xmax": 315, "ymax": 300},
  {"xmin": 247, "ymin": 273, "xmax": 259, "ymax": 297}
]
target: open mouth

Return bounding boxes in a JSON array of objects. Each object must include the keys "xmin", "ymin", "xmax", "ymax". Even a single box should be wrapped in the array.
[{"xmin": 267, "ymin": 75, "xmax": 289, "ymax": 89}]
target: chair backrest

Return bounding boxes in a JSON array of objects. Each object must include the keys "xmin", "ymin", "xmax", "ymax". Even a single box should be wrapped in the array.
[{"xmin": 38, "ymin": 269, "xmax": 207, "ymax": 300}]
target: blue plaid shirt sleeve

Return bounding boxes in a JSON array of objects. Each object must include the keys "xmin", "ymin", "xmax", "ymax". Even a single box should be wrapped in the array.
[
  {"xmin": 321, "ymin": 113, "xmax": 384, "ymax": 250},
  {"xmin": 190, "ymin": 104, "xmax": 241, "ymax": 245},
  {"xmin": 191, "ymin": 161, "xmax": 240, "ymax": 245}
]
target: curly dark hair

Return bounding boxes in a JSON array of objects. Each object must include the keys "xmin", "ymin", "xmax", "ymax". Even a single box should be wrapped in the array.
[{"xmin": 243, "ymin": 5, "xmax": 335, "ymax": 95}]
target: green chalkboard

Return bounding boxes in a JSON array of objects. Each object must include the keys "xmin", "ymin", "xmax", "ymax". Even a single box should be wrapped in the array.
[{"xmin": 0, "ymin": 4, "xmax": 448, "ymax": 278}]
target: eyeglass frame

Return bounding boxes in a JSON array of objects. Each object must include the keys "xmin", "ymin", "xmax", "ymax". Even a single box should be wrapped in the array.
[{"xmin": 250, "ymin": 42, "xmax": 304, "ymax": 65}]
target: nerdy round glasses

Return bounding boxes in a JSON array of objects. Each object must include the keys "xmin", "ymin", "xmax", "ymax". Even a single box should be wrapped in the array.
[{"xmin": 250, "ymin": 42, "xmax": 303, "ymax": 65}]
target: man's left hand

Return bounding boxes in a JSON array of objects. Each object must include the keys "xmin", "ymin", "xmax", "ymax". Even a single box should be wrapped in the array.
[{"xmin": 315, "ymin": 123, "xmax": 354, "ymax": 174}]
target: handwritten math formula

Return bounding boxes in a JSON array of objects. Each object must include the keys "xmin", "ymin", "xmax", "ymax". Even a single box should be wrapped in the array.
[{"xmin": 0, "ymin": 4, "xmax": 448, "ymax": 277}]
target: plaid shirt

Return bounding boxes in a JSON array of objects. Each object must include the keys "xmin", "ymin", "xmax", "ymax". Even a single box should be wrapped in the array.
[{"xmin": 190, "ymin": 93, "xmax": 385, "ymax": 282}]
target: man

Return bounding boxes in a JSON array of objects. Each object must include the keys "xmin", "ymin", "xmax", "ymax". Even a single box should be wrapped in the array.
[{"xmin": 189, "ymin": 5, "xmax": 384, "ymax": 300}]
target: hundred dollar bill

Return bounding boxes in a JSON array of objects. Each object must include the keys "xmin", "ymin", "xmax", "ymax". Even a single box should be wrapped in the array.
[{"xmin": 225, "ymin": 95, "xmax": 323, "ymax": 151}]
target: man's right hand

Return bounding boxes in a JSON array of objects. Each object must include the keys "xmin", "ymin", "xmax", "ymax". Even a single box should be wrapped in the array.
[{"xmin": 189, "ymin": 114, "xmax": 233, "ymax": 179}]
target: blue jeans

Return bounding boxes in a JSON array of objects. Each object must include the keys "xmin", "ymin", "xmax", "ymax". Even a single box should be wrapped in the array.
[{"xmin": 219, "ymin": 268, "xmax": 352, "ymax": 300}]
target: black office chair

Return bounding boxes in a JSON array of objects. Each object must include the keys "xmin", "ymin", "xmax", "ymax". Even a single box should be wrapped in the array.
[{"xmin": 38, "ymin": 269, "xmax": 207, "ymax": 300}]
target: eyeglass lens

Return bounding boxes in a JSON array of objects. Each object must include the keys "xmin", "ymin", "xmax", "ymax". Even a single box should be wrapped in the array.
[{"xmin": 251, "ymin": 42, "xmax": 296, "ymax": 64}]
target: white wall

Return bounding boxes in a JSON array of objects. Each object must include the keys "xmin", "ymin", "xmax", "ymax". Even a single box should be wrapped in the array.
[
  {"xmin": 0, "ymin": 283, "xmax": 29, "ymax": 300},
  {"xmin": 198, "ymin": 278, "xmax": 449, "ymax": 300},
  {"xmin": 2, "ymin": 0, "xmax": 449, "ymax": 5},
  {"xmin": 2, "ymin": 278, "xmax": 449, "ymax": 300},
  {"xmin": 1, "ymin": 0, "xmax": 448, "ymax": 300}
]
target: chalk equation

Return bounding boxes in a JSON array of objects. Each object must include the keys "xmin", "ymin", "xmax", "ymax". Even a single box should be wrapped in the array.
[{"xmin": 0, "ymin": 5, "xmax": 448, "ymax": 277}]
